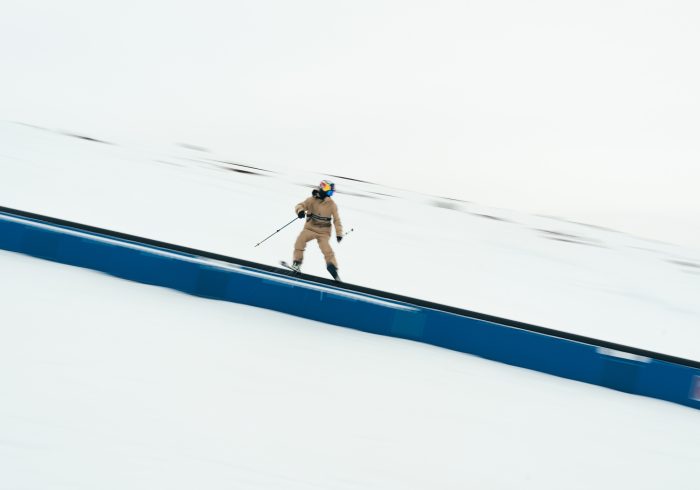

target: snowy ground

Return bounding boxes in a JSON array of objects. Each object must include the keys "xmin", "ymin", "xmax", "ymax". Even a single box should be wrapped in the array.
[
  {"xmin": 2, "ymin": 122, "xmax": 699, "ymax": 360},
  {"xmin": 1, "ymin": 249, "xmax": 699, "ymax": 490}
]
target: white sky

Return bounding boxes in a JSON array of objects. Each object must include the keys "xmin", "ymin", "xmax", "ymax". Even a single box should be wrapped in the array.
[{"xmin": 2, "ymin": 0, "xmax": 699, "ymax": 247}]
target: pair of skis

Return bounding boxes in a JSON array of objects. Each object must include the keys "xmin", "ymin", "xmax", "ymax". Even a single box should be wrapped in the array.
[{"xmin": 279, "ymin": 261, "xmax": 341, "ymax": 282}]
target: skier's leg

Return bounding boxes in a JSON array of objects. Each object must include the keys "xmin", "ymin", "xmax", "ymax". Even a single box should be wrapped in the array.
[
  {"xmin": 317, "ymin": 234, "xmax": 340, "ymax": 280},
  {"xmin": 317, "ymin": 234, "xmax": 338, "ymax": 268},
  {"xmin": 293, "ymin": 229, "xmax": 315, "ymax": 267}
]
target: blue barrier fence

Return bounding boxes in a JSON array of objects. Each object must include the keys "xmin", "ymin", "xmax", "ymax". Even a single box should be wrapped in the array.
[{"xmin": 1, "ymin": 208, "xmax": 699, "ymax": 411}]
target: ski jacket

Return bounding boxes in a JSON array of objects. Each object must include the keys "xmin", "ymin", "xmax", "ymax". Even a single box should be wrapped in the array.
[{"xmin": 295, "ymin": 196, "xmax": 344, "ymax": 237}]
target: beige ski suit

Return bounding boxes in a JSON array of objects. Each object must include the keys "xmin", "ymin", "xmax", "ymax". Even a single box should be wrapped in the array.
[{"xmin": 293, "ymin": 196, "xmax": 343, "ymax": 267}]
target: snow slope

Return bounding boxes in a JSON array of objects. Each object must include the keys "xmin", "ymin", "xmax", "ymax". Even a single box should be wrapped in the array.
[
  {"xmin": 1, "ymin": 122, "xmax": 698, "ymax": 360},
  {"xmin": 1, "ymin": 249, "xmax": 699, "ymax": 490}
]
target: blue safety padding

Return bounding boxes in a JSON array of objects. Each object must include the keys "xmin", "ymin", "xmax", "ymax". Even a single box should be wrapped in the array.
[{"xmin": 1, "ymin": 210, "xmax": 698, "ymax": 411}]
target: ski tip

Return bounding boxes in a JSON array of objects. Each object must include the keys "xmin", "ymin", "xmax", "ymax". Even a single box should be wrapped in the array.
[{"xmin": 279, "ymin": 261, "xmax": 301, "ymax": 274}]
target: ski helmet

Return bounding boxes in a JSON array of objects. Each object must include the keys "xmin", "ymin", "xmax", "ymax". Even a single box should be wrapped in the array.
[{"xmin": 319, "ymin": 179, "xmax": 335, "ymax": 197}]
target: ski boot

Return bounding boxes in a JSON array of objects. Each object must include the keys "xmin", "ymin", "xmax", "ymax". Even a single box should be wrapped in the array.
[{"xmin": 326, "ymin": 263, "xmax": 341, "ymax": 282}]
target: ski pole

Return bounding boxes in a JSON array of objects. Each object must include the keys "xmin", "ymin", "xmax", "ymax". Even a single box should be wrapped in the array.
[
  {"xmin": 338, "ymin": 228, "xmax": 354, "ymax": 242},
  {"xmin": 254, "ymin": 216, "xmax": 299, "ymax": 247}
]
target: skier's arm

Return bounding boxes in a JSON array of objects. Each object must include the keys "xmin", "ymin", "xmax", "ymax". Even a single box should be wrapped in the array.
[
  {"xmin": 295, "ymin": 197, "xmax": 312, "ymax": 218},
  {"xmin": 332, "ymin": 202, "xmax": 344, "ymax": 238}
]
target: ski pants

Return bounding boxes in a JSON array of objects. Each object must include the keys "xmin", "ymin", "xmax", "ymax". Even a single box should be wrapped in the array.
[{"xmin": 293, "ymin": 228, "xmax": 338, "ymax": 268}]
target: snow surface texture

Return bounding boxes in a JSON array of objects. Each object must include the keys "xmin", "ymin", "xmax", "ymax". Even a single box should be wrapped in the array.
[
  {"xmin": 1, "ymin": 249, "xmax": 699, "ymax": 490},
  {"xmin": 1, "ymin": 122, "xmax": 699, "ymax": 360}
]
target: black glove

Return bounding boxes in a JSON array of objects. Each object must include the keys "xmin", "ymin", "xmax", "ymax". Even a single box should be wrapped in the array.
[
  {"xmin": 298, "ymin": 211, "xmax": 305, "ymax": 219},
  {"xmin": 336, "ymin": 236, "xmax": 343, "ymax": 243}
]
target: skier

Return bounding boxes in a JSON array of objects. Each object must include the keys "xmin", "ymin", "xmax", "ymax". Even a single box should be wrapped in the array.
[{"xmin": 290, "ymin": 180, "xmax": 343, "ymax": 281}]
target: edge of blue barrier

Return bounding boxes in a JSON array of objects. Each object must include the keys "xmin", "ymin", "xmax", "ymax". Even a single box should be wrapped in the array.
[{"xmin": 1, "ymin": 208, "xmax": 698, "ymax": 411}]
